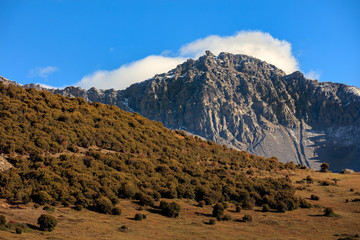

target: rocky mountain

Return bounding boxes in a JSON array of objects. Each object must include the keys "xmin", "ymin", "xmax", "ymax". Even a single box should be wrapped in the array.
[{"xmin": 2, "ymin": 51, "xmax": 360, "ymax": 171}]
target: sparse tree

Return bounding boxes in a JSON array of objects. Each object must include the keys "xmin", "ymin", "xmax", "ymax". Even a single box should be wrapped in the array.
[
  {"xmin": 324, "ymin": 207, "xmax": 336, "ymax": 217},
  {"xmin": 212, "ymin": 202, "xmax": 225, "ymax": 220},
  {"xmin": 320, "ymin": 163, "xmax": 329, "ymax": 172},
  {"xmin": 38, "ymin": 214, "xmax": 57, "ymax": 231}
]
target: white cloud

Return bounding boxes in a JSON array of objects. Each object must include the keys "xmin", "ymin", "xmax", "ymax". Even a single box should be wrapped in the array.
[
  {"xmin": 305, "ymin": 70, "xmax": 321, "ymax": 80},
  {"xmin": 28, "ymin": 66, "xmax": 58, "ymax": 79},
  {"xmin": 180, "ymin": 31, "xmax": 299, "ymax": 73},
  {"xmin": 79, "ymin": 55, "xmax": 185, "ymax": 90},
  {"xmin": 77, "ymin": 31, "xmax": 299, "ymax": 90},
  {"xmin": 35, "ymin": 83, "xmax": 58, "ymax": 89}
]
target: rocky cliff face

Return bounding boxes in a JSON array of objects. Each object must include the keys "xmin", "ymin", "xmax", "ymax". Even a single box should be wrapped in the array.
[
  {"xmin": 2, "ymin": 52, "xmax": 359, "ymax": 171},
  {"xmin": 116, "ymin": 51, "xmax": 360, "ymax": 171}
]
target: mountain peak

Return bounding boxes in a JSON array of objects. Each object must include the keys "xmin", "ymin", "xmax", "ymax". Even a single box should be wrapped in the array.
[
  {"xmin": 205, "ymin": 50, "xmax": 215, "ymax": 57},
  {"xmin": 115, "ymin": 52, "xmax": 360, "ymax": 171},
  {"xmin": 2, "ymin": 52, "xmax": 359, "ymax": 172}
]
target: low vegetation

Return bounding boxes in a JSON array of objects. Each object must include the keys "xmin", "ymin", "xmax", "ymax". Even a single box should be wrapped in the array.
[
  {"xmin": 320, "ymin": 163, "xmax": 330, "ymax": 172},
  {"xmin": 0, "ymin": 83, "xmax": 300, "ymax": 217},
  {"xmin": 242, "ymin": 214, "xmax": 253, "ymax": 222},
  {"xmin": 134, "ymin": 213, "xmax": 147, "ymax": 221},
  {"xmin": 324, "ymin": 207, "xmax": 337, "ymax": 217},
  {"xmin": 37, "ymin": 214, "xmax": 57, "ymax": 231},
  {"xmin": 160, "ymin": 201, "xmax": 181, "ymax": 218},
  {"xmin": 212, "ymin": 202, "xmax": 225, "ymax": 220}
]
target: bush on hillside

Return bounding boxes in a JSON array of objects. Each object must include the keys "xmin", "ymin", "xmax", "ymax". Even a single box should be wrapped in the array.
[
  {"xmin": 160, "ymin": 201, "xmax": 181, "ymax": 218},
  {"xmin": 324, "ymin": 207, "xmax": 337, "ymax": 217},
  {"xmin": 112, "ymin": 207, "xmax": 122, "ymax": 215},
  {"xmin": 32, "ymin": 191, "xmax": 53, "ymax": 205},
  {"xmin": 299, "ymin": 198, "xmax": 312, "ymax": 208},
  {"xmin": 212, "ymin": 202, "xmax": 225, "ymax": 220},
  {"xmin": 134, "ymin": 213, "xmax": 146, "ymax": 221},
  {"xmin": 198, "ymin": 200, "xmax": 205, "ymax": 207},
  {"xmin": 311, "ymin": 195, "xmax": 320, "ymax": 201},
  {"xmin": 94, "ymin": 197, "xmax": 113, "ymax": 214},
  {"xmin": 243, "ymin": 214, "xmax": 253, "ymax": 222},
  {"xmin": 320, "ymin": 163, "xmax": 330, "ymax": 172},
  {"xmin": 37, "ymin": 214, "xmax": 57, "ymax": 231},
  {"xmin": 262, "ymin": 204, "xmax": 271, "ymax": 212}
]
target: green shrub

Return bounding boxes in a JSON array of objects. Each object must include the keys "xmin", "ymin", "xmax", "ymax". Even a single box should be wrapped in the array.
[
  {"xmin": 38, "ymin": 214, "xmax": 57, "ymax": 231},
  {"xmin": 33, "ymin": 191, "xmax": 53, "ymax": 205},
  {"xmin": 43, "ymin": 206, "xmax": 56, "ymax": 213},
  {"xmin": 120, "ymin": 183, "xmax": 138, "ymax": 199},
  {"xmin": 222, "ymin": 214, "xmax": 232, "ymax": 221},
  {"xmin": 75, "ymin": 198, "xmax": 90, "ymax": 208},
  {"xmin": 320, "ymin": 180, "xmax": 331, "ymax": 186},
  {"xmin": 212, "ymin": 202, "xmax": 225, "ymax": 220},
  {"xmin": 235, "ymin": 204, "xmax": 242, "ymax": 213},
  {"xmin": 299, "ymin": 198, "xmax": 312, "ymax": 208},
  {"xmin": 262, "ymin": 204, "xmax": 271, "ymax": 212},
  {"xmin": 243, "ymin": 214, "xmax": 253, "ymax": 222},
  {"xmin": 276, "ymin": 202, "xmax": 288, "ymax": 213},
  {"xmin": 15, "ymin": 226, "xmax": 22, "ymax": 234},
  {"xmin": 134, "ymin": 213, "xmax": 144, "ymax": 221},
  {"xmin": 139, "ymin": 194, "xmax": 155, "ymax": 207},
  {"xmin": 262, "ymin": 195, "xmax": 276, "ymax": 208},
  {"xmin": 112, "ymin": 207, "xmax": 122, "ymax": 215},
  {"xmin": 118, "ymin": 225, "xmax": 129, "ymax": 232},
  {"xmin": 0, "ymin": 215, "xmax": 6, "ymax": 225},
  {"xmin": 311, "ymin": 195, "xmax": 320, "ymax": 201},
  {"xmin": 306, "ymin": 175, "xmax": 314, "ymax": 184},
  {"xmin": 160, "ymin": 201, "xmax": 181, "ymax": 218},
  {"xmin": 208, "ymin": 219, "xmax": 216, "ymax": 225},
  {"xmin": 320, "ymin": 163, "xmax": 329, "ymax": 172},
  {"xmin": 94, "ymin": 197, "xmax": 114, "ymax": 214},
  {"xmin": 243, "ymin": 199, "xmax": 255, "ymax": 210},
  {"xmin": 74, "ymin": 204, "xmax": 83, "ymax": 211},
  {"xmin": 324, "ymin": 207, "xmax": 336, "ymax": 217}
]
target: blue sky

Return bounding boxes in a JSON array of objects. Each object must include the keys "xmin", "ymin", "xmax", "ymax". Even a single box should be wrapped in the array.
[{"xmin": 0, "ymin": 0, "xmax": 359, "ymax": 89}]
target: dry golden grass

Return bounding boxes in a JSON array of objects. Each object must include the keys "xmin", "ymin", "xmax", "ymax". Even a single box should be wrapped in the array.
[{"xmin": 0, "ymin": 169, "xmax": 359, "ymax": 240}]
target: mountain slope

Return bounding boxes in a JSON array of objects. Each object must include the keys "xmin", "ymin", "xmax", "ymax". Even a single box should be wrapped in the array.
[
  {"xmin": 116, "ymin": 51, "xmax": 360, "ymax": 171},
  {"xmin": 0, "ymin": 82, "xmax": 298, "ymax": 211},
  {"xmin": 2, "ymin": 51, "xmax": 360, "ymax": 171}
]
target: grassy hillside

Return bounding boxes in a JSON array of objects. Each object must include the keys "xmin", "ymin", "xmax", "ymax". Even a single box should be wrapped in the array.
[
  {"xmin": 0, "ymin": 170, "xmax": 359, "ymax": 239},
  {"xmin": 0, "ymin": 83, "xmax": 300, "ymax": 211},
  {"xmin": 0, "ymin": 83, "xmax": 359, "ymax": 239}
]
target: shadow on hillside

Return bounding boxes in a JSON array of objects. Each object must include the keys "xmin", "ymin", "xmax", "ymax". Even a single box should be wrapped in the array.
[
  {"xmin": 146, "ymin": 208, "xmax": 162, "ymax": 215},
  {"xmin": 253, "ymin": 209, "xmax": 277, "ymax": 213},
  {"xmin": 306, "ymin": 128, "xmax": 360, "ymax": 172},
  {"xmin": 194, "ymin": 211, "xmax": 212, "ymax": 217},
  {"xmin": 308, "ymin": 214, "xmax": 325, "ymax": 217},
  {"xmin": 233, "ymin": 219, "xmax": 245, "ymax": 222},
  {"xmin": 26, "ymin": 223, "xmax": 40, "ymax": 231}
]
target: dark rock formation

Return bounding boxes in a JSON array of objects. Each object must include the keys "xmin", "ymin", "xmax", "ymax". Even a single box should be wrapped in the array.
[{"xmin": 2, "ymin": 51, "xmax": 360, "ymax": 171}]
